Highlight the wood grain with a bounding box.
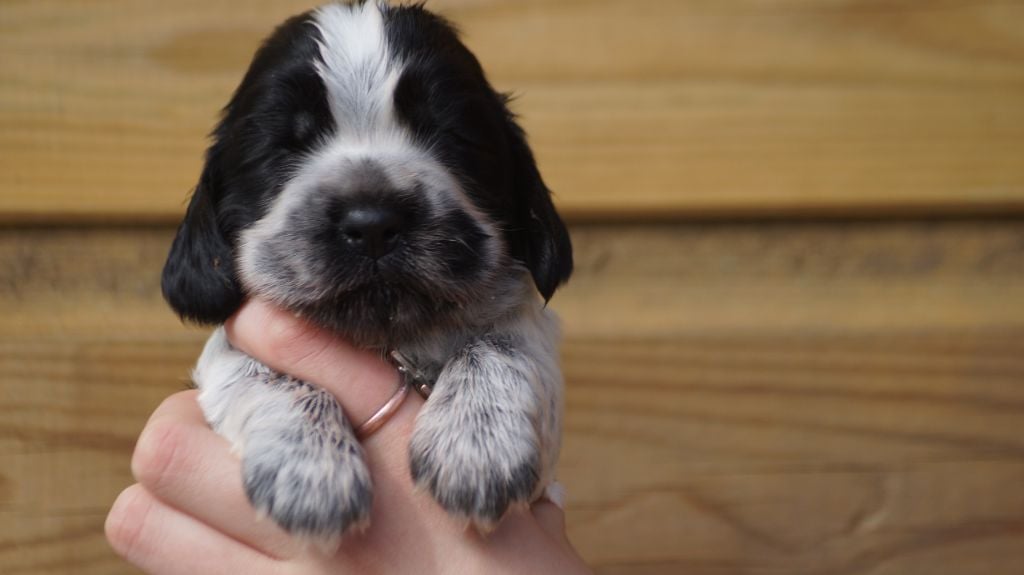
[2,0,1024,222]
[2,222,1023,574]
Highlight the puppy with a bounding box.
[161,0,572,542]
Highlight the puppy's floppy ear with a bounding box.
[502,113,573,301]
[161,160,243,324]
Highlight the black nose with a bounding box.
[338,206,405,259]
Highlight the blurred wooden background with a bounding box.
[2,1,1024,574]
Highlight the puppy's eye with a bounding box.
[292,111,316,145]
[446,128,494,155]
[446,129,475,146]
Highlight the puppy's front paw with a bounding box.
[409,419,541,529]
[243,430,372,544]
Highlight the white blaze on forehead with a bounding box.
[313,1,404,139]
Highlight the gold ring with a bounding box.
[355,380,411,439]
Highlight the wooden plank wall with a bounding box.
[4,0,1024,220]
[2,1,1024,574]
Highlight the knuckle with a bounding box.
[131,418,190,490]
[163,389,200,412]
[105,485,152,560]
[147,389,199,422]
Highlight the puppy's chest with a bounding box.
[391,328,482,389]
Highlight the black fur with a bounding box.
[161,170,241,324]
[162,12,332,323]
[387,5,573,300]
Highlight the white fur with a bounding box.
[313,1,400,139]
[194,328,292,447]
[194,327,373,544]
[405,294,564,524]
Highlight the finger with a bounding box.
[132,391,304,559]
[532,482,569,542]
[145,389,204,426]
[532,500,568,542]
[106,484,280,575]
[224,299,407,427]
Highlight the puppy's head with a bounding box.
[162,1,572,347]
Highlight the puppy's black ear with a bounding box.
[161,163,243,324]
[502,115,573,301]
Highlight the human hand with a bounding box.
[105,299,591,574]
